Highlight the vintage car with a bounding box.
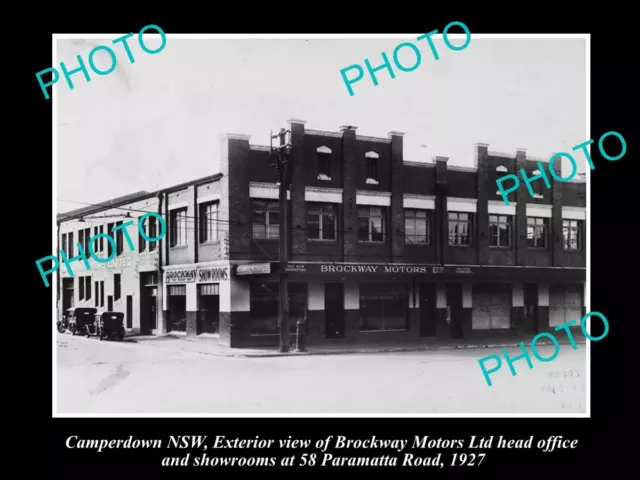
[95,311,126,341]
[67,307,98,335]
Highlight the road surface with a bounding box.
[56,334,587,415]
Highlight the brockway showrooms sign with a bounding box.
[166,267,229,284]
[284,263,473,275]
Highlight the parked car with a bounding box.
[67,307,98,336]
[57,308,74,333]
[95,311,126,341]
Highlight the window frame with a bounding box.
[114,273,121,301]
[307,202,338,242]
[489,214,512,248]
[404,209,431,245]
[448,211,473,246]
[199,201,220,244]
[357,206,387,243]
[170,208,188,248]
[251,199,280,240]
[562,219,583,251]
[527,216,548,249]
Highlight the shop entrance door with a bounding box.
[419,283,437,337]
[62,278,74,311]
[524,283,538,334]
[197,284,220,334]
[140,288,157,335]
[324,283,344,339]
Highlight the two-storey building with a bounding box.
[57,118,586,348]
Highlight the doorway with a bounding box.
[419,283,437,337]
[167,285,186,332]
[62,278,74,311]
[126,295,133,329]
[324,283,344,339]
[197,284,220,334]
[447,283,464,339]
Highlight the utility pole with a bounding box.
[270,128,292,353]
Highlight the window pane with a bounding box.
[358,217,370,241]
[322,213,336,240]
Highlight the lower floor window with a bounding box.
[359,283,408,331]
[472,284,512,330]
[549,284,583,327]
[249,283,308,335]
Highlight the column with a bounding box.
[389,131,405,261]
[289,119,307,259]
[343,281,359,339]
[475,144,490,264]
[341,126,359,262]
[462,282,473,337]
[512,282,525,332]
[307,282,324,343]
[185,282,198,336]
[537,283,549,333]
[221,276,250,347]
[434,156,449,265]
[435,282,449,339]
[515,149,528,265]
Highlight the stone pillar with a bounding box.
[343,281,360,340]
[389,131,405,261]
[307,282,324,344]
[515,149,528,265]
[341,125,359,262]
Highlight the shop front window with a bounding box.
[250,283,307,335]
[359,283,408,331]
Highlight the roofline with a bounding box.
[57,172,223,224]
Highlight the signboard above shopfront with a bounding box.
[281,262,585,282]
[236,263,271,276]
[91,257,133,270]
[283,262,473,275]
[165,266,229,284]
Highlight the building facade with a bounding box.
[57,118,586,347]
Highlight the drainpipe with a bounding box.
[156,192,165,334]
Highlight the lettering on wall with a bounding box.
[197,267,229,282]
[165,267,230,284]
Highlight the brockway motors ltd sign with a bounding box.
[284,263,473,275]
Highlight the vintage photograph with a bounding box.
[54,34,588,415]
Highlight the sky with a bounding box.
[56,36,587,214]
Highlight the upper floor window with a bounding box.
[358,206,386,243]
[365,151,379,185]
[200,201,219,243]
[563,219,582,251]
[489,214,512,248]
[530,169,545,198]
[527,217,548,249]
[115,220,124,256]
[68,232,74,258]
[61,233,68,257]
[78,228,91,255]
[107,222,114,257]
[307,203,337,241]
[448,212,473,246]
[251,200,279,240]
[404,209,431,245]
[138,216,159,252]
[85,276,91,301]
[317,146,332,181]
[170,208,188,247]
[92,225,105,254]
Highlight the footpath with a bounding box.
[122,332,587,359]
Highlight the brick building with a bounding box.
[57,118,586,348]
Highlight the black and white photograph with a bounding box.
[52,33,589,416]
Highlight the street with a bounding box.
[56,334,587,415]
